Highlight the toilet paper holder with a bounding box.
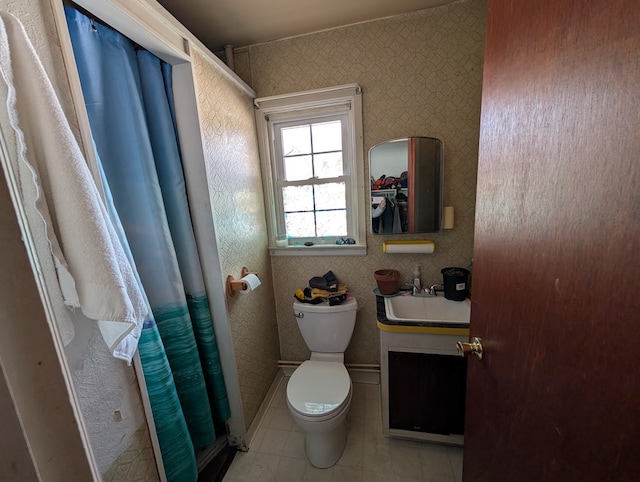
[226,266,257,297]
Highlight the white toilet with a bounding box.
[286,296,358,468]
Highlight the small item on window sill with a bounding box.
[304,241,314,246]
[335,237,356,245]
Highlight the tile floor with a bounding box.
[223,379,463,481]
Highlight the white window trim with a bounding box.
[254,84,366,257]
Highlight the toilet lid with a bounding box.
[287,361,351,417]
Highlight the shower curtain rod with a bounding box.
[62,0,146,51]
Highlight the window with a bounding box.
[255,84,365,256]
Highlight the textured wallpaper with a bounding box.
[235,0,487,364]
[191,48,281,428]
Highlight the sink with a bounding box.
[384,294,470,324]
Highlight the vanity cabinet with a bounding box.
[380,328,468,445]
[389,351,466,435]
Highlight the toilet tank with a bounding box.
[293,297,358,353]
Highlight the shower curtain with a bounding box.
[65,7,230,481]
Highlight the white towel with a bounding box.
[0,12,146,363]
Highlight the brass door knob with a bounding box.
[456,337,483,360]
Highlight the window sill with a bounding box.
[269,244,367,257]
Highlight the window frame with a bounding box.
[255,84,366,256]
[273,112,351,243]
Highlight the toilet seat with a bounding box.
[287,360,351,420]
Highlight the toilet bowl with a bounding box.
[286,297,358,468]
[287,359,352,468]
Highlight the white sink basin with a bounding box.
[384,294,470,324]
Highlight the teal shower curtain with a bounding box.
[65,7,230,481]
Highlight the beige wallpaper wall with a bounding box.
[235,0,487,364]
[192,48,281,428]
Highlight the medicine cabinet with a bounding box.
[369,136,443,234]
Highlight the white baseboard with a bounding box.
[349,369,380,385]
[280,362,380,384]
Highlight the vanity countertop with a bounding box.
[376,294,470,335]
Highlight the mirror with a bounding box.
[369,136,443,234]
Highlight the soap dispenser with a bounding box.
[412,265,421,295]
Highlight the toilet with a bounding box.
[286,296,358,468]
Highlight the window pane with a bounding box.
[285,212,316,237]
[284,155,313,181]
[316,210,347,237]
[312,121,342,152]
[314,152,343,178]
[282,125,311,156]
[315,183,345,210]
[283,185,314,212]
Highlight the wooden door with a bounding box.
[464,0,640,480]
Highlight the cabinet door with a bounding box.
[388,351,467,435]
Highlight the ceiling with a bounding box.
[157,0,458,53]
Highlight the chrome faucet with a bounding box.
[427,284,444,296]
[402,282,438,297]
[403,281,442,297]
[402,282,425,296]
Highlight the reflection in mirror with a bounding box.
[369,137,443,234]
